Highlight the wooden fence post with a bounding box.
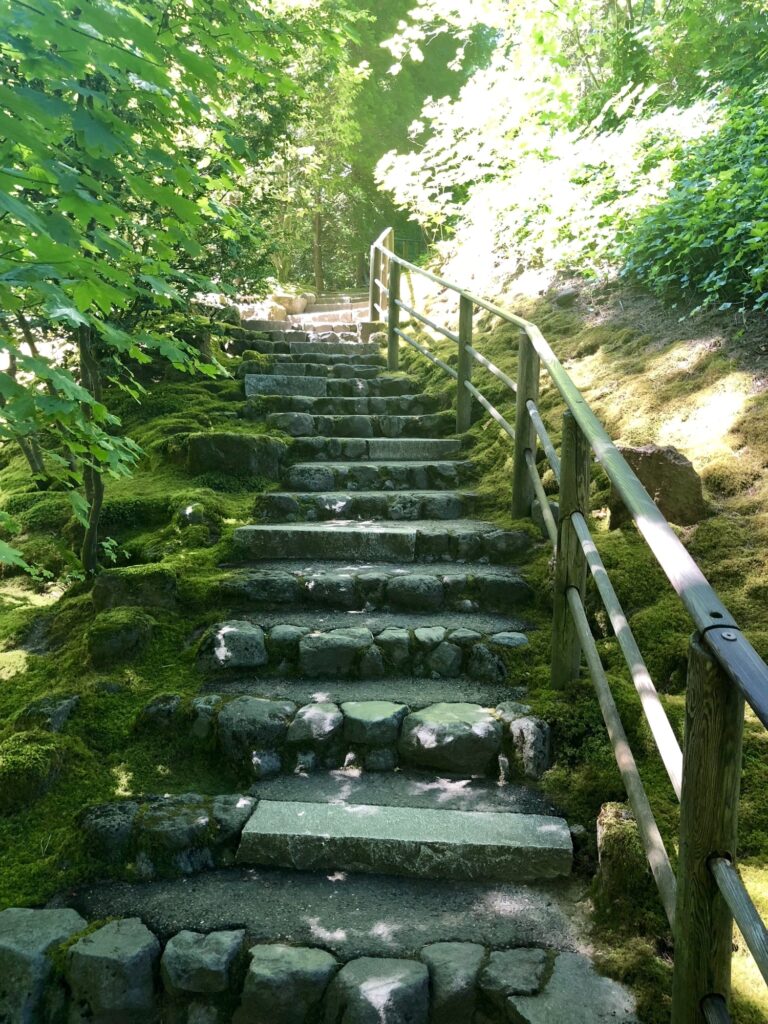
[511,331,540,518]
[387,261,401,372]
[456,294,474,433]
[551,411,590,689]
[671,635,744,1024]
[369,244,382,322]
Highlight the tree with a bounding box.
[0,0,356,572]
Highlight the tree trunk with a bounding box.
[313,211,324,295]
[77,325,104,575]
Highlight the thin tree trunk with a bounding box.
[312,211,324,295]
[2,344,49,488]
[77,325,104,575]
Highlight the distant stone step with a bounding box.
[232,520,535,564]
[258,489,476,523]
[289,437,463,461]
[240,362,385,381]
[198,615,527,682]
[237,800,572,883]
[271,351,385,367]
[242,339,382,358]
[217,560,533,614]
[284,459,475,491]
[264,411,454,439]
[252,393,445,417]
[305,301,369,313]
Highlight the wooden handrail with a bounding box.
[372,228,768,1022]
[372,234,768,729]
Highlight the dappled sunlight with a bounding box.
[306,917,347,943]
[0,650,29,681]
[111,764,133,798]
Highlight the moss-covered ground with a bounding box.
[1,293,766,1020]
[396,276,768,1022]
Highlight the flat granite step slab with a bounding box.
[264,411,455,439]
[258,490,476,523]
[232,521,535,564]
[244,373,328,397]
[241,339,382,358]
[288,437,464,461]
[236,801,572,882]
[283,459,475,491]
[242,362,384,380]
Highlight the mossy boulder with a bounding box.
[92,565,178,612]
[0,731,67,813]
[183,433,286,479]
[87,608,155,668]
[595,802,656,924]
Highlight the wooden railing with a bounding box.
[369,228,768,1023]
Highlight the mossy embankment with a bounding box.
[396,278,768,1024]
[0,328,290,906]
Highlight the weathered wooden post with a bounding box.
[456,295,474,433]
[511,331,540,518]
[551,411,590,689]
[671,635,744,1024]
[387,260,401,372]
[369,244,382,322]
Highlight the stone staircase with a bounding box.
[5,302,639,1023]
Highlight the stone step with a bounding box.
[233,520,535,564]
[242,339,382,358]
[216,561,533,614]
[140,692,548,781]
[204,674,521,710]
[264,411,455,439]
[258,490,477,523]
[240,362,388,382]
[236,800,572,883]
[199,613,530,682]
[289,437,463,461]
[64,867,582,958]
[306,301,369,312]
[247,389,445,417]
[270,351,385,367]
[284,459,475,490]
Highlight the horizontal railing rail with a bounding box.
[370,227,768,1023]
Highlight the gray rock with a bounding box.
[66,918,161,1023]
[508,952,638,1023]
[447,628,482,647]
[376,627,411,668]
[185,432,285,477]
[250,751,283,780]
[203,621,268,670]
[427,641,463,677]
[266,412,315,437]
[220,571,300,606]
[82,801,140,861]
[342,701,408,746]
[190,695,222,742]
[413,626,446,650]
[161,929,244,994]
[357,572,388,607]
[211,794,257,847]
[234,944,337,1024]
[610,444,706,528]
[421,942,485,1023]
[387,575,444,611]
[299,628,373,678]
[552,285,579,307]
[479,948,548,1009]
[0,907,86,1023]
[139,694,181,730]
[218,697,296,771]
[286,703,343,748]
[324,956,429,1024]
[138,794,212,856]
[363,747,398,772]
[467,644,507,684]
[18,694,80,732]
[508,716,551,779]
[359,645,385,678]
[490,631,529,649]
[269,624,310,661]
[399,703,502,775]
[496,701,533,726]
[91,566,178,611]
